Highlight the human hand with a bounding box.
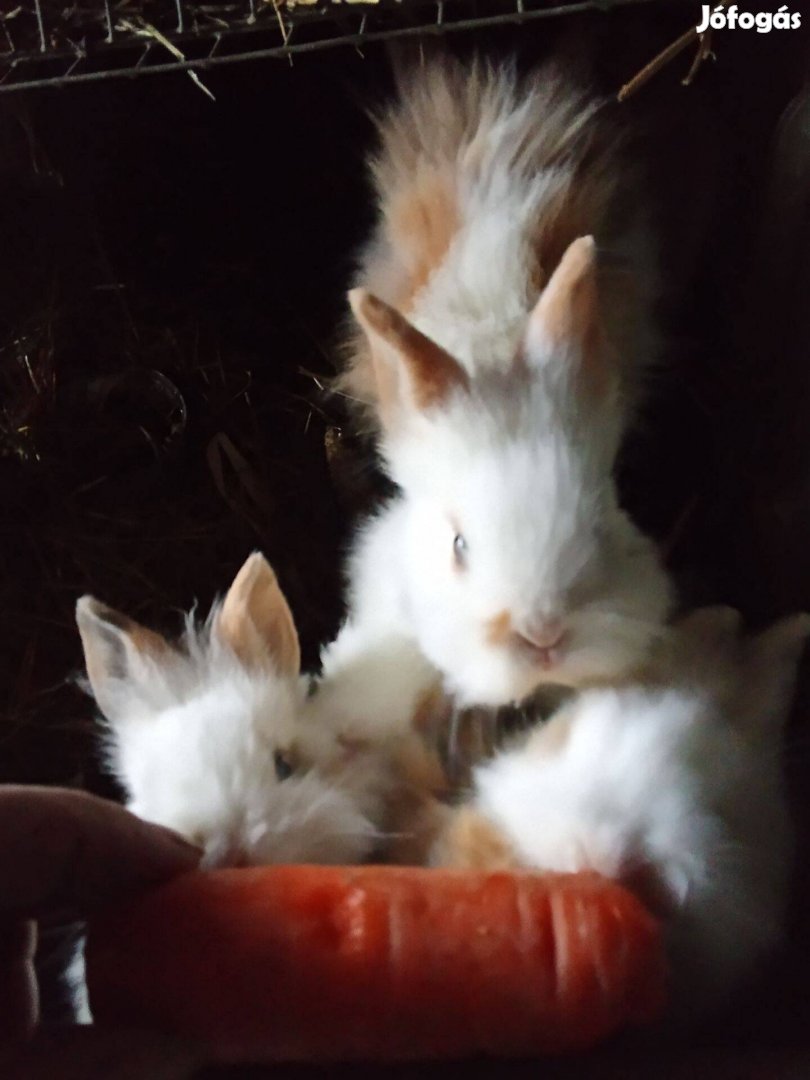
[0,785,205,1078]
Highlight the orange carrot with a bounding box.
[86,865,666,1063]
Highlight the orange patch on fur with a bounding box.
[394,734,449,798]
[485,610,513,647]
[386,793,452,867]
[85,602,170,660]
[385,725,452,867]
[350,289,469,418]
[387,168,460,310]
[336,171,460,431]
[434,807,519,871]
[79,599,172,689]
[345,169,461,430]
[127,622,173,660]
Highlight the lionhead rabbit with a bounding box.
[76,552,400,868]
[434,607,810,1016]
[325,55,673,709]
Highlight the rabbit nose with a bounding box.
[513,619,566,666]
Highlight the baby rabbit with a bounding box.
[324,54,672,710]
[430,607,809,1018]
[76,552,403,869]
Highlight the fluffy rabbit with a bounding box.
[76,552,407,869]
[324,55,672,709]
[430,607,809,1017]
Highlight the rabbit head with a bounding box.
[76,553,388,868]
[350,237,672,707]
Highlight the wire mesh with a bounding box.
[0,0,659,94]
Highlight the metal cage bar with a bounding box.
[0,0,658,94]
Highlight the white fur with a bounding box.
[314,626,440,742]
[465,613,807,1015]
[360,58,658,396]
[332,383,672,707]
[93,611,395,869]
[330,59,672,709]
[366,379,670,707]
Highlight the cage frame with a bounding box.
[1,0,660,94]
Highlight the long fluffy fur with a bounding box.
[82,597,400,870]
[435,610,809,1018]
[323,54,671,710]
[338,54,657,430]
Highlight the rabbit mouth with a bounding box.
[485,611,568,672]
[513,635,566,672]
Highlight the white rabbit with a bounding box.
[431,607,809,1017]
[76,552,407,869]
[324,55,672,709]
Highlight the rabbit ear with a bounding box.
[522,235,610,397]
[76,596,171,722]
[349,289,469,422]
[216,552,300,678]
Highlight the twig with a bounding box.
[617,2,726,102]
[270,0,289,44]
[683,27,714,87]
[270,0,293,67]
[117,17,216,101]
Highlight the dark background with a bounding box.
[1,0,809,1073]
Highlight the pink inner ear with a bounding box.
[533,237,598,344]
[216,553,301,676]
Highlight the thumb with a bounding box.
[0,787,201,920]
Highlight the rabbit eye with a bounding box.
[273,750,294,782]
[453,533,468,569]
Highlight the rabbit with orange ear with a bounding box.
[76,553,417,870]
[69,551,450,1025]
[428,607,810,1019]
[322,55,672,714]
